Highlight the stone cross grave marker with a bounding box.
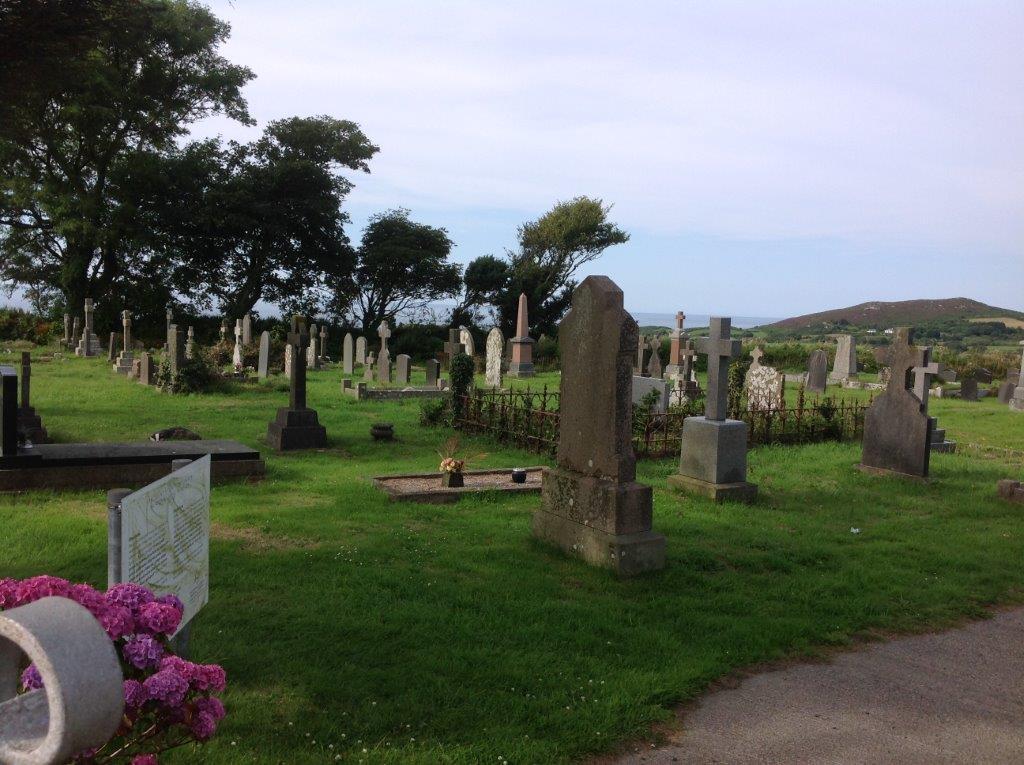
[257,331,270,378]
[165,306,173,336]
[267,316,327,450]
[532,275,665,576]
[377,348,392,384]
[485,327,504,387]
[749,346,765,370]
[107,332,117,363]
[635,335,647,375]
[114,310,134,373]
[232,319,243,369]
[306,323,320,370]
[665,311,686,377]
[219,318,229,342]
[71,316,80,350]
[364,352,376,381]
[343,333,354,374]
[75,298,100,357]
[319,326,328,362]
[377,320,391,354]
[443,328,464,372]
[167,325,185,376]
[699,318,741,421]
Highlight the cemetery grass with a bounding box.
[3,351,1024,764]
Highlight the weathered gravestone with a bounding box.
[306,323,320,370]
[355,336,367,366]
[232,319,243,369]
[829,334,858,382]
[219,318,229,343]
[859,327,933,479]
[62,313,71,349]
[17,352,48,443]
[997,381,1015,404]
[184,326,195,361]
[107,332,117,363]
[745,361,785,410]
[459,326,476,357]
[1011,341,1024,412]
[319,326,328,362]
[632,375,670,414]
[960,377,978,402]
[910,348,956,453]
[138,352,154,386]
[167,325,186,378]
[0,596,124,765]
[165,307,173,337]
[668,317,757,503]
[75,299,101,357]
[377,349,392,384]
[283,343,293,379]
[507,292,535,378]
[70,316,80,351]
[646,341,663,379]
[114,311,135,374]
[665,311,686,378]
[364,352,376,381]
[267,316,327,450]
[425,359,440,387]
[257,331,270,379]
[635,336,647,375]
[532,276,665,576]
[342,333,354,374]
[442,328,464,373]
[806,349,828,393]
[395,354,411,385]
[673,338,700,397]
[485,327,504,388]
[242,313,253,345]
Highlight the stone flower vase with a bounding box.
[441,471,464,488]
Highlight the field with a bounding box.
[3,348,1024,763]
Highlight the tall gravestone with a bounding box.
[242,313,253,345]
[107,332,117,363]
[960,377,979,402]
[676,338,699,395]
[507,292,535,377]
[267,316,327,450]
[355,336,367,365]
[635,336,647,375]
[342,333,354,374]
[806,349,828,393]
[665,311,686,378]
[646,341,663,379]
[668,317,757,502]
[71,316,80,351]
[284,343,293,379]
[442,328,463,373]
[319,326,328,362]
[376,321,392,383]
[114,310,134,374]
[425,359,440,387]
[165,307,173,337]
[219,318,229,343]
[232,319,243,369]
[911,347,955,453]
[167,325,185,378]
[75,298,100,357]
[306,323,320,370]
[257,331,270,378]
[459,326,476,357]
[1011,342,1024,411]
[532,276,665,576]
[62,313,71,348]
[485,327,504,388]
[395,354,411,385]
[184,326,195,360]
[830,334,858,382]
[17,352,48,443]
[859,327,933,479]
[138,352,154,386]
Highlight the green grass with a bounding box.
[3,348,1024,763]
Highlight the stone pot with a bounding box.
[441,471,464,488]
[511,468,527,484]
[370,423,394,441]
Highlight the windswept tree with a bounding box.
[341,209,461,332]
[145,116,378,318]
[0,0,254,314]
[460,196,629,336]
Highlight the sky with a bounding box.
[189,0,1024,319]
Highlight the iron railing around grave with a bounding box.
[455,384,870,459]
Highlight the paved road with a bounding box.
[615,609,1024,764]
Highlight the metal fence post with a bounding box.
[107,489,132,588]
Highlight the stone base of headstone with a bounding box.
[856,462,931,483]
[17,406,49,443]
[929,418,956,453]
[266,407,327,451]
[828,372,859,383]
[1010,389,1024,411]
[74,333,101,357]
[507,337,535,378]
[996,479,1024,503]
[114,352,134,375]
[531,466,666,577]
[669,417,757,504]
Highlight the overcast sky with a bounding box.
[192,0,1024,318]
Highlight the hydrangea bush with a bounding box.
[0,576,226,764]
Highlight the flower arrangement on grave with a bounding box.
[437,437,485,487]
[0,576,227,764]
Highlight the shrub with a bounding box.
[156,354,218,394]
[0,307,53,344]
[419,397,449,427]
[449,352,475,420]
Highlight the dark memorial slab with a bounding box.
[960,377,978,402]
[532,275,665,576]
[806,349,828,394]
[267,315,327,450]
[859,327,933,480]
[668,317,757,503]
[17,353,48,443]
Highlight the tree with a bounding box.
[451,254,509,326]
[459,196,628,336]
[343,210,461,332]
[0,0,253,313]
[143,116,378,318]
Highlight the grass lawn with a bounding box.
[2,348,1024,763]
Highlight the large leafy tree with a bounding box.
[461,196,629,336]
[139,116,378,318]
[0,0,253,315]
[342,209,461,332]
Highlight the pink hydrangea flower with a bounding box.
[20,664,43,690]
[106,583,155,613]
[97,603,135,640]
[67,583,107,616]
[143,667,189,708]
[194,696,226,721]
[156,593,184,613]
[123,679,146,710]
[14,575,71,606]
[136,601,182,636]
[193,664,227,693]
[189,711,218,741]
[122,634,165,670]
[0,578,17,608]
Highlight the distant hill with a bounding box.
[769,298,1024,330]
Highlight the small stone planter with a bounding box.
[370,423,394,441]
[511,468,527,484]
[441,471,464,488]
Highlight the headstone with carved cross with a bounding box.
[319,326,328,362]
[114,310,135,374]
[442,328,464,372]
[267,316,327,450]
[749,346,765,370]
[232,319,244,369]
[669,317,757,502]
[665,311,687,378]
[532,275,665,576]
[859,327,932,479]
[75,299,101,357]
[912,348,956,453]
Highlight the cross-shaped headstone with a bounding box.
[680,339,697,379]
[377,320,391,354]
[121,310,132,352]
[287,316,310,410]
[886,327,926,397]
[319,326,328,359]
[912,347,942,413]
[697,317,741,421]
[675,311,685,331]
[443,328,463,370]
[750,347,764,369]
